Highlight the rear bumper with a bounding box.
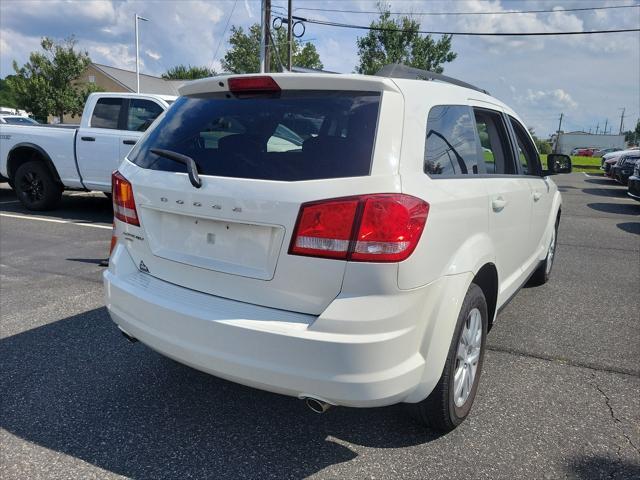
[104,244,458,407]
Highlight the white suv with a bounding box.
[104,66,569,431]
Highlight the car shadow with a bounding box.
[582,187,629,199]
[617,222,640,235]
[587,203,640,216]
[568,455,640,479]
[584,178,613,186]
[0,187,113,225]
[0,308,441,479]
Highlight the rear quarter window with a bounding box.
[424,105,481,176]
[128,90,381,181]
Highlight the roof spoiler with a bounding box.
[375,63,490,95]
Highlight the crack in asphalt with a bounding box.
[557,242,639,253]
[589,372,640,479]
[486,345,640,378]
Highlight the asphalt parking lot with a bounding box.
[1,173,638,480]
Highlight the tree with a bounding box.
[162,65,216,80]
[221,24,323,73]
[0,77,19,109]
[355,3,457,75]
[8,37,99,122]
[623,119,640,145]
[528,127,552,154]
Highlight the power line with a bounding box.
[288,15,640,36]
[211,0,239,70]
[291,3,640,16]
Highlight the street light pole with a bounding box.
[135,14,149,93]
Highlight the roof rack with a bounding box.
[375,63,489,95]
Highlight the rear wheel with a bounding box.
[410,283,488,432]
[529,219,559,286]
[13,161,62,211]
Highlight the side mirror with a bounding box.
[546,154,572,175]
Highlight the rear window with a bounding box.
[128,90,381,181]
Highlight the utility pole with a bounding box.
[603,118,608,136]
[264,0,272,72]
[554,113,563,153]
[259,0,267,72]
[134,14,149,93]
[618,108,625,134]
[287,0,293,71]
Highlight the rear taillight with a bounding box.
[290,194,429,262]
[112,171,139,226]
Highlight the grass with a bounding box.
[540,154,602,173]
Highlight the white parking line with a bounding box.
[0,212,112,230]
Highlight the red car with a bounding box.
[576,148,596,157]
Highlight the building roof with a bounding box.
[91,63,186,95]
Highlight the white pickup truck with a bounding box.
[0,92,175,210]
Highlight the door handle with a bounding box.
[81,136,95,142]
[533,191,542,202]
[491,197,507,212]
[122,139,137,145]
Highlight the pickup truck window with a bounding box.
[424,105,480,176]
[128,91,381,181]
[127,99,164,132]
[91,98,123,129]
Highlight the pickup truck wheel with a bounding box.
[14,161,62,211]
[409,283,487,432]
[528,219,559,286]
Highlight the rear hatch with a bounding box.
[117,74,403,315]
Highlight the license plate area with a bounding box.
[141,207,284,280]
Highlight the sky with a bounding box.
[1,0,639,136]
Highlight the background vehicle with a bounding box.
[601,148,634,168]
[575,148,596,157]
[0,92,174,210]
[603,157,620,177]
[0,115,39,125]
[105,68,568,432]
[593,147,621,157]
[627,161,640,201]
[612,154,640,185]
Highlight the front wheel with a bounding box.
[410,283,488,432]
[13,161,62,211]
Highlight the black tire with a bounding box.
[13,161,62,211]
[410,283,488,432]
[528,218,559,286]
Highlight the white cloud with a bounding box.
[524,89,578,109]
[145,49,161,61]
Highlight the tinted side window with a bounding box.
[509,116,540,175]
[127,99,164,132]
[473,109,516,175]
[424,105,480,176]
[91,98,123,129]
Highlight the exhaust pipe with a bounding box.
[305,397,332,414]
[119,328,138,343]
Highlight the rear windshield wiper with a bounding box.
[150,148,202,188]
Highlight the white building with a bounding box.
[553,131,626,155]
